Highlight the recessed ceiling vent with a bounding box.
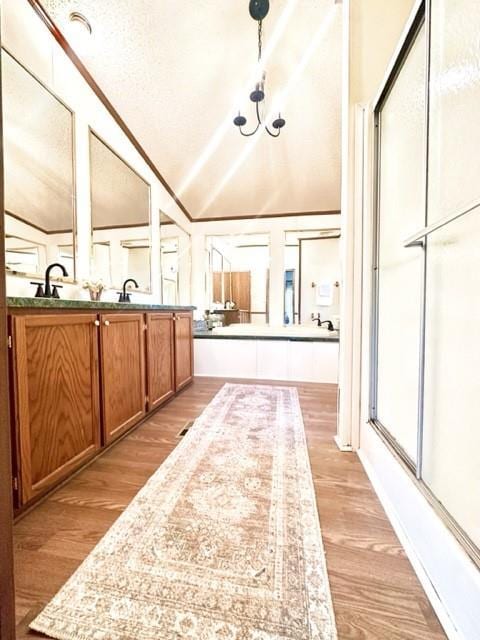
[68,11,92,35]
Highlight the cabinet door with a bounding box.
[146,313,175,410]
[231,272,251,312]
[174,312,193,391]
[11,314,100,505]
[100,313,146,444]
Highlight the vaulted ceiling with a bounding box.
[41,0,343,220]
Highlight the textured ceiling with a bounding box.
[42,0,343,219]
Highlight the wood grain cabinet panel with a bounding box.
[100,313,146,444]
[11,314,101,504]
[174,312,193,391]
[231,272,251,313]
[146,313,175,410]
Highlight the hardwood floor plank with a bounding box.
[13,377,446,639]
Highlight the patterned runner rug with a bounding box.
[31,383,337,640]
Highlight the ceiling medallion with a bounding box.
[233,0,286,138]
[249,0,270,21]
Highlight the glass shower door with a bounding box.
[421,0,480,552]
[373,23,427,464]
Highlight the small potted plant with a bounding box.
[83,278,104,302]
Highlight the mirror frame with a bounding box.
[159,211,192,305]
[160,236,179,305]
[2,47,78,284]
[206,232,271,323]
[89,128,152,293]
[209,246,224,304]
[284,228,341,325]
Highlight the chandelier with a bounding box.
[233,0,286,138]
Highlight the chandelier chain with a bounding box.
[258,19,263,62]
[233,4,285,137]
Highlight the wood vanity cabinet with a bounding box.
[174,312,193,390]
[99,313,146,444]
[8,307,193,509]
[146,313,175,410]
[10,314,101,504]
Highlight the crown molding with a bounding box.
[190,209,341,223]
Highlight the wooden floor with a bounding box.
[13,377,446,640]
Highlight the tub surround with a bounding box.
[194,329,339,343]
[194,322,340,344]
[194,332,339,383]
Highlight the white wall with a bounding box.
[299,237,340,323]
[2,0,192,303]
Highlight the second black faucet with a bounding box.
[118,278,139,303]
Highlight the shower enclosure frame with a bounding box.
[368,0,480,569]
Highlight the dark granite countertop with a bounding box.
[7,297,196,312]
[194,329,339,343]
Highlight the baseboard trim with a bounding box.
[357,448,462,640]
[193,372,336,384]
[333,434,353,451]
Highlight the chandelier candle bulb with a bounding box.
[233,113,247,127]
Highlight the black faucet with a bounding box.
[118,278,139,302]
[313,313,334,331]
[32,263,68,298]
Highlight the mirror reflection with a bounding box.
[2,49,75,280]
[211,248,232,307]
[206,233,270,326]
[160,212,191,306]
[284,229,341,327]
[5,236,42,274]
[90,131,151,292]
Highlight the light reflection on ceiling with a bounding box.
[41,0,343,219]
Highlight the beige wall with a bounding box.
[349,0,417,105]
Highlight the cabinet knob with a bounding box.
[94,320,100,326]
[104,320,110,326]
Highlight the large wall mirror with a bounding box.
[90,131,152,292]
[284,229,340,326]
[2,49,76,282]
[206,233,270,325]
[160,211,191,305]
